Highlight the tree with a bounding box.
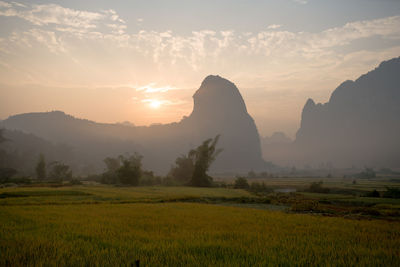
[35,153,46,180]
[168,154,195,184]
[234,177,249,189]
[247,170,256,179]
[101,153,143,185]
[0,129,9,168]
[356,168,376,179]
[104,157,121,173]
[307,181,330,193]
[0,129,7,144]
[189,135,222,187]
[117,153,142,186]
[383,187,400,199]
[49,161,72,181]
[101,157,121,184]
[365,189,380,198]
[0,168,17,182]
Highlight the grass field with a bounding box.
[1,185,400,266]
[217,176,400,192]
[0,186,253,205]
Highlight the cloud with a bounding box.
[0,2,399,91]
[141,98,185,106]
[292,0,308,4]
[0,2,125,31]
[267,24,281,30]
[136,83,178,93]
[3,2,398,65]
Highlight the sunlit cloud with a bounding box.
[0,2,126,32]
[142,99,162,109]
[267,24,282,30]
[2,2,399,74]
[136,83,179,93]
[141,98,184,109]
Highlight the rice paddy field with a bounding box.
[1,184,400,266]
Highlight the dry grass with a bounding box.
[0,186,399,266]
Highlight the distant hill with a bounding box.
[263,57,400,169]
[2,75,268,174]
[261,132,292,166]
[0,129,75,175]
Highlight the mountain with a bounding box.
[261,132,292,166]
[182,75,266,171]
[268,57,400,168]
[0,129,75,175]
[2,75,268,174]
[262,132,292,145]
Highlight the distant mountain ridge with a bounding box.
[2,75,268,174]
[263,57,400,168]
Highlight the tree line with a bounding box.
[1,129,222,187]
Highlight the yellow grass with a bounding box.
[0,186,399,266]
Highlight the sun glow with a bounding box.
[148,99,162,109]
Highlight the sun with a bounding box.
[149,99,162,109]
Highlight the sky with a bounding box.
[0,0,399,138]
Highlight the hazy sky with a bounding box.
[0,0,399,137]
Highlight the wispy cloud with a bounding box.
[292,0,308,4]
[0,2,399,90]
[267,24,281,30]
[136,83,178,93]
[0,2,125,31]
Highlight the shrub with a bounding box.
[355,168,376,179]
[234,177,249,189]
[48,162,72,182]
[364,189,380,198]
[383,187,400,199]
[306,181,330,193]
[249,182,273,193]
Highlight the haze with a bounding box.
[1,0,400,137]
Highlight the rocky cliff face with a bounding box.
[293,57,400,168]
[2,75,268,174]
[184,75,266,172]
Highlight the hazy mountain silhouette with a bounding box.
[2,75,268,174]
[0,129,75,175]
[262,132,292,145]
[264,57,400,169]
[261,132,292,166]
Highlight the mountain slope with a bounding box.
[2,75,268,174]
[293,57,400,168]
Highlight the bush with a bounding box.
[189,136,222,187]
[101,154,143,186]
[168,155,194,185]
[117,154,142,186]
[68,179,82,185]
[140,171,162,186]
[234,177,249,189]
[305,181,330,193]
[355,168,376,179]
[0,168,17,182]
[48,162,72,182]
[249,182,273,193]
[383,187,400,199]
[364,189,380,198]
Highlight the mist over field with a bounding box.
[1,1,400,266]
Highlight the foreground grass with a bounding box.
[1,202,400,266]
